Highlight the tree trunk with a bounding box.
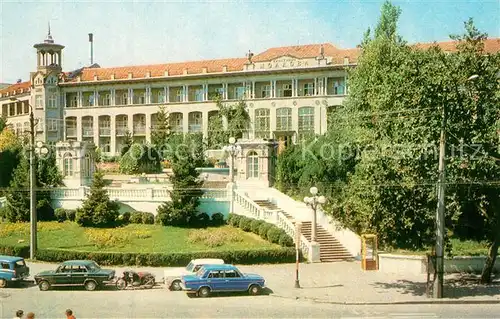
[480,238,500,284]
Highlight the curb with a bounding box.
[270,294,500,305]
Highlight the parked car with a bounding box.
[0,255,30,288]
[181,264,265,297]
[34,260,115,291]
[164,258,224,291]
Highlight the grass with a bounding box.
[383,238,491,257]
[0,221,278,253]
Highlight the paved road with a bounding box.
[1,261,499,318]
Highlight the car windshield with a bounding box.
[185,261,194,272]
[195,267,206,277]
[87,261,101,271]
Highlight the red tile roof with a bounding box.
[0,81,31,97]
[413,38,500,54]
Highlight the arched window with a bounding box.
[254,108,270,139]
[276,107,292,131]
[63,153,74,177]
[298,106,315,141]
[83,154,92,178]
[247,151,259,179]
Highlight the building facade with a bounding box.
[1,30,499,157]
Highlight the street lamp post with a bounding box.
[223,137,241,214]
[9,97,40,259]
[294,221,302,288]
[303,187,326,243]
[433,74,479,298]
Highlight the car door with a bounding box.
[206,270,226,291]
[69,265,88,286]
[223,269,246,291]
[53,265,72,285]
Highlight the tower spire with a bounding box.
[44,22,54,43]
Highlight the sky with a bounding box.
[0,0,498,84]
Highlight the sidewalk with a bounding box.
[26,260,500,305]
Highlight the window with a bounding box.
[224,270,241,278]
[63,153,73,177]
[170,113,183,132]
[48,119,58,132]
[208,271,223,278]
[175,89,184,102]
[298,107,315,141]
[158,91,166,103]
[48,94,57,108]
[84,154,92,178]
[69,95,78,107]
[304,83,314,96]
[282,84,292,97]
[333,79,345,95]
[99,93,111,106]
[122,93,129,105]
[194,88,204,102]
[234,86,245,100]
[247,151,259,179]
[188,112,202,132]
[35,95,44,108]
[215,87,224,98]
[261,85,272,98]
[254,108,270,139]
[1,263,9,269]
[134,92,146,104]
[89,94,96,106]
[276,107,292,131]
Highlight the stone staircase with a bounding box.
[253,200,352,262]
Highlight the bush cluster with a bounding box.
[54,208,77,222]
[122,211,155,225]
[227,213,295,247]
[0,245,295,266]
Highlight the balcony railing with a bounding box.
[116,126,128,136]
[99,127,111,136]
[133,125,146,135]
[82,128,93,137]
[66,127,77,137]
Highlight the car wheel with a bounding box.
[170,280,182,291]
[39,280,50,291]
[248,284,261,296]
[84,280,97,291]
[0,278,7,288]
[198,286,211,298]
[144,277,155,289]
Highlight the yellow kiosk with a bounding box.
[361,234,378,271]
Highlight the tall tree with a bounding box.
[75,170,119,227]
[156,146,203,226]
[207,96,250,149]
[151,106,171,157]
[120,130,133,156]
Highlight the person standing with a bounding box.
[26,313,35,319]
[13,310,24,319]
[65,309,76,319]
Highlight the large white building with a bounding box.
[1,30,499,157]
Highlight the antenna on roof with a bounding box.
[88,33,94,65]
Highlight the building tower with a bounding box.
[30,24,65,143]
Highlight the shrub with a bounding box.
[130,212,143,224]
[238,217,253,232]
[187,228,243,247]
[228,214,241,227]
[65,209,76,222]
[278,231,294,247]
[267,227,283,244]
[258,223,273,240]
[210,212,225,226]
[119,212,131,224]
[193,212,210,228]
[36,199,55,221]
[141,212,155,225]
[54,208,67,222]
[250,219,264,233]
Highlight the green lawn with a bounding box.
[383,238,491,257]
[0,222,279,253]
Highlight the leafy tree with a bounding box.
[0,127,21,193]
[119,143,162,174]
[120,130,133,156]
[0,116,6,132]
[75,170,119,227]
[151,106,171,154]
[156,147,203,227]
[207,96,250,149]
[3,145,62,222]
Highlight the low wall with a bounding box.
[378,253,500,274]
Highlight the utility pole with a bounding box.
[433,103,446,298]
[28,104,37,260]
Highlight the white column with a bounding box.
[223,83,228,100]
[76,116,82,141]
[146,86,151,104]
[183,85,189,102]
[324,77,328,95]
[128,115,134,135]
[94,90,99,106]
[202,110,209,139]
[165,86,169,103]
[93,116,99,147]
[183,112,189,134]
[145,113,151,143]
[77,91,83,107]
[203,84,208,101]
[314,78,318,96]
[110,116,116,155]
[252,81,255,99]
[128,88,134,105]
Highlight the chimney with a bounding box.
[164,70,169,76]
[88,33,94,65]
[16,79,22,84]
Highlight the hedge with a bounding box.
[0,245,295,266]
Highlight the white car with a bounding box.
[163,258,225,291]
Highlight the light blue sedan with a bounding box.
[181,264,265,297]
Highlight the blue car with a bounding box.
[0,256,30,288]
[181,264,265,297]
